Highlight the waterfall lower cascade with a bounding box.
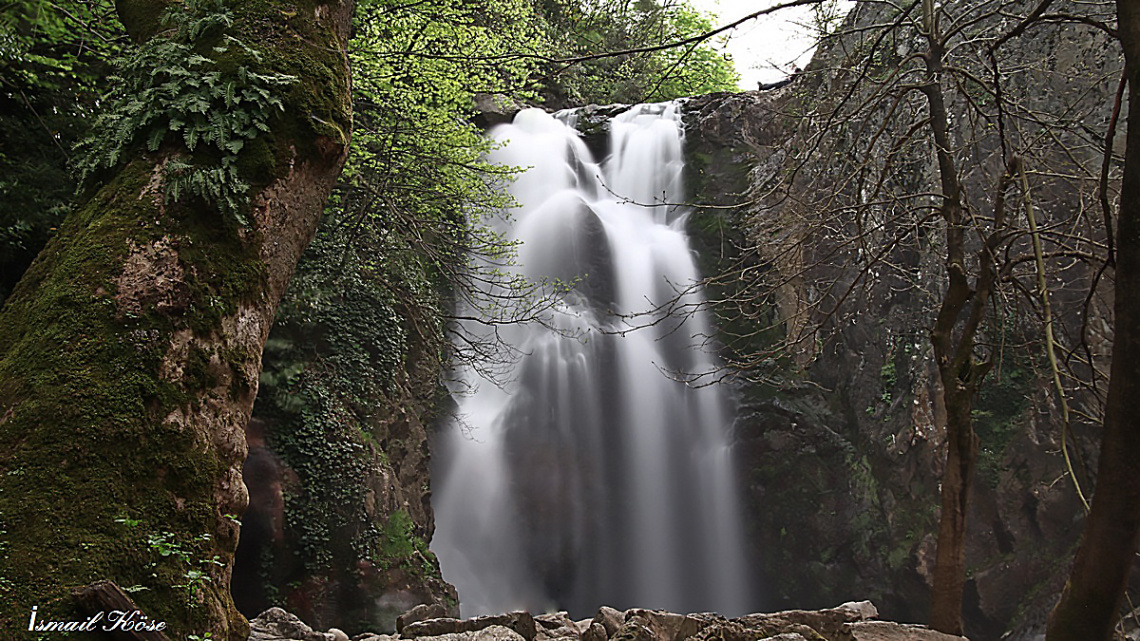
[432,102,752,618]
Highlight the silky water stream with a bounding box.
[432,102,752,618]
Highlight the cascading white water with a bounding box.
[431,102,752,617]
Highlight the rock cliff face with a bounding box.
[679,1,1127,638]
[232,210,457,634]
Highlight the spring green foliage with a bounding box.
[649,4,741,99]
[74,0,297,222]
[349,0,533,277]
[355,0,545,110]
[535,0,739,105]
[1,0,737,303]
[0,1,123,303]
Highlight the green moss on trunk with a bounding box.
[0,1,353,638]
[0,159,251,635]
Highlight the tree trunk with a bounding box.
[929,383,979,635]
[1046,2,1140,638]
[920,28,999,635]
[0,1,352,638]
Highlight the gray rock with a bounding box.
[248,607,333,641]
[695,620,819,641]
[398,604,453,634]
[836,601,878,621]
[622,610,710,641]
[252,603,955,641]
[609,618,655,641]
[847,621,967,640]
[535,612,581,641]
[582,622,608,641]
[536,612,575,629]
[420,625,528,641]
[735,601,879,640]
[402,612,537,641]
[591,607,625,637]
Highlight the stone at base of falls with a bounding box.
[733,601,881,639]
[399,604,455,635]
[590,606,625,637]
[535,612,584,641]
[845,622,966,641]
[355,627,525,641]
[249,602,968,641]
[402,625,526,641]
[583,622,609,641]
[248,607,342,641]
[615,610,713,641]
[401,612,538,641]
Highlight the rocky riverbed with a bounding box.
[248,601,967,641]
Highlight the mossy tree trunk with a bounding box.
[0,1,352,638]
[1045,2,1140,638]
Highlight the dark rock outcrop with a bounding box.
[677,1,1127,638]
[233,211,459,633]
[472,93,525,129]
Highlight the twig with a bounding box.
[1020,158,1089,513]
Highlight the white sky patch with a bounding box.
[686,0,853,89]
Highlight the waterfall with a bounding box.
[431,102,752,617]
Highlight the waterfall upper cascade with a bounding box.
[432,102,752,618]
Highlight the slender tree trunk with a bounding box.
[0,1,352,638]
[921,34,975,632]
[1046,3,1140,638]
[929,384,980,635]
[920,25,1003,634]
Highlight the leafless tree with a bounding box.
[696,0,1118,633]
